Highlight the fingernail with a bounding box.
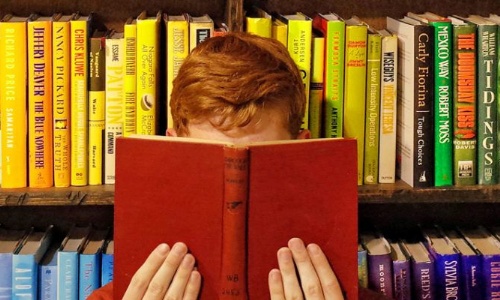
[172,242,187,254]
[156,243,169,255]
[288,238,305,250]
[307,243,321,255]
[278,248,292,262]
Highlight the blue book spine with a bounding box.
[39,264,57,300]
[57,251,79,300]
[0,253,13,300]
[393,259,411,300]
[368,253,394,298]
[411,260,435,300]
[101,253,113,286]
[482,254,500,300]
[78,253,101,300]
[12,255,38,299]
[460,254,482,300]
[432,252,461,300]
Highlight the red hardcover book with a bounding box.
[114,135,359,299]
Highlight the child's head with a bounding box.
[169,32,306,141]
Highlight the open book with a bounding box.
[114,135,359,299]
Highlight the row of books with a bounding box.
[359,226,500,300]
[0,224,113,300]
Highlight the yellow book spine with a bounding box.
[52,18,71,187]
[246,17,272,38]
[343,23,368,185]
[272,20,287,48]
[0,20,28,188]
[70,17,90,186]
[136,13,160,135]
[166,17,189,128]
[28,19,53,187]
[88,34,106,185]
[309,35,325,138]
[105,34,124,184]
[123,20,137,137]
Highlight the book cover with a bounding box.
[407,12,454,187]
[39,236,63,300]
[245,7,272,38]
[101,239,113,286]
[387,16,435,188]
[79,227,109,300]
[358,243,368,288]
[312,13,345,138]
[402,240,436,300]
[488,14,500,184]
[188,14,214,52]
[363,26,382,185]
[165,13,189,129]
[0,228,29,299]
[104,31,125,185]
[378,29,398,184]
[89,30,107,186]
[390,240,411,300]
[0,15,29,188]
[360,231,394,298]
[271,18,287,46]
[27,15,54,188]
[52,13,72,187]
[448,16,477,186]
[57,225,91,300]
[136,11,160,135]
[309,31,324,138]
[70,13,92,186]
[114,136,359,299]
[12,225,53,299]
[279,12,312,130]
[343,16,368,185]
[122,17,137,137]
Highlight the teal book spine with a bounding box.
[57,251,79,300]
[79,253,101,300]
[12,255,38,299]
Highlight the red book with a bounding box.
[114,135,359,299]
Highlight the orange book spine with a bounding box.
[28,18,54,187]
[220,147,249,299]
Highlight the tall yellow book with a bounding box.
[0,15,29,188]
[105,31,125,184]
[245,7,272,38]
[309,33,325,138]
[123,17,137,137]
[28,15,53,188]
[70,13,91,186]
[136,11,160,135]
[165,14,189,129]
[88,30,107,185]
[52,13,72,187]
[188,14,214,52]
[278,12,312,130]
[272,18,287,47]
[343,17,368,185]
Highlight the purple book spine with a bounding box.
[460,254,482,300]
[393,259,411,300]
[482,254,500,300]
[432,252,461,299]
[411,260,435,300]
[368,253,394,298]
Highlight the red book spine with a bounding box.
[220,146,249,299]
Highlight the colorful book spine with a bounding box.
[136,11,160,135]
[357,243,368,288]
[0,15,29,188]
[378,30,398,183]
[101,240,113,286]
[188,14,214,52]
[343,17,367,185]
[70,14,91,186]
[39,241,60,300]
[361,233,394,298]
[245,7,272,38]
[271,18,287,47]
[105,32,125,185]
[363,29,382,184]
[52,14,72,187]
[309,32,324,138]
[88,31,106,186]
[122,17,137,137]
[390,241,411,300]
[27,16,54,188]
[403,240,436,300]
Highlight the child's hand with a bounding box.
[268,238,344,300]
[122,242,201,300]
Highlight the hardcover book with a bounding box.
[39,236,63,300]
[360,231,394,298]
[389,240,411,300]
[309,31,325,138]
[0,228,29,299]
[114,135,358,299]
[188,14,214,52]
[271,18,287,46]
[122,17,137,137]
[358,243,368,288]
[402,240,436,300]
[79,227,109,300]
[245,6,272,38]
[101,239,114,286]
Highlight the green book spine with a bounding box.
[363,31,381,184]
[453,23,477,186]
[431,21,454,186]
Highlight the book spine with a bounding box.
[0,253,14,298]
[245,16,272,38]
[393,259,411,300]
[101,253,113,286]
[39,265,58,300]
[411,260,435,300]
[286,18,312,130]
[308,34,324,138]
[378,34,398,183]
[363,32,382,184]
[453,24,477,186]
[52,19,71,187]
[431,21,453,186]
[432,253,461,300]
[461,254,482,300]
[220,147,249,299]
[79,254,101,300]
[123,22,137,137]
[367,253,394,298]
[136,17,159,135]
[28,20,54,188]
[482,255,500,300]
[70,18,89,186]
[13,255,38,298]
[189,18,214,52]
[57,251,79,300]
[88,35,106,185]
[343,23,367,185]
[105,37,124,185]
[0,21,28,188]
[476,23,498,185]
[412,25,434,187]
[166,18,189,129]
[357,246,368,288]
[271,19,287,47]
